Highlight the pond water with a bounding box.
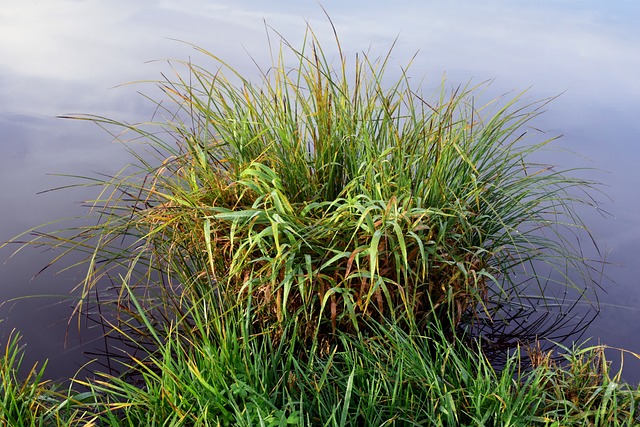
[1,0,639,384]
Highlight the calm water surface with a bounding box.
[1,0,639,383]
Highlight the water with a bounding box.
[1,1,639,383]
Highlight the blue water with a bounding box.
[1,1,639,383]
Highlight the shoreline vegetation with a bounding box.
[2,21,639,426]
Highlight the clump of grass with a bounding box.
[4,18,631,427]
[13,22,599,349]
[528,340,640,425]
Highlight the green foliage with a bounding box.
[57,300,640,426]
[0,331,49,426]
[3,20,636,427]
[2,311,640,426]
[17,22,598,345]
[0,331,96,427]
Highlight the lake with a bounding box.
[1,0,639,384]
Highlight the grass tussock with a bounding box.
[2,19,637,426]
[22,23,597,343]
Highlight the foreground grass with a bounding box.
[2,316,639,426]
[3,19,637,427]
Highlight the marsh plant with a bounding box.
[3,305,639,426]
[34,27,598,345]
[3,21,635,426]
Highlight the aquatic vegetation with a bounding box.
[0,331,50,425]
[24,23,599,345]
[0,331,93,426]
[4,311,639,426]
[3,19,637,426]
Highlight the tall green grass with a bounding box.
[3,20,635,426]
[60,294,640,426]
[0,331,96,426]
[2,304,639,426]
[0,331,50,425]
[16,23,599,345]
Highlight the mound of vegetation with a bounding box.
[2,21,638,426]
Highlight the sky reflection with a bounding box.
[1,0,639,382]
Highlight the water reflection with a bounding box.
[1,0,639,384]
